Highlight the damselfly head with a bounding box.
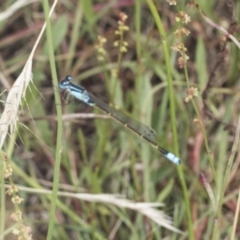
[59,75,72,90]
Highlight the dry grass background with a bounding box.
[0,0,240,239]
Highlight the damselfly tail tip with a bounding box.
[165,152,181,165]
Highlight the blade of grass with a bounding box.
[146,0,193,238]
[212,114,240,239]
[65,0,83,73]
[0,152,5,239]
[42,0,63,239]
[230,187,240,240]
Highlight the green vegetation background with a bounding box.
[0,0,240,239]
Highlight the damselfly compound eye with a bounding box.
[66,75,72,82]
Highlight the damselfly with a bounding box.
[59,75,180,165]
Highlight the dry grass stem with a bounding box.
[9,184,183,234]
[0,0,58,149]
[0,0,40,22]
